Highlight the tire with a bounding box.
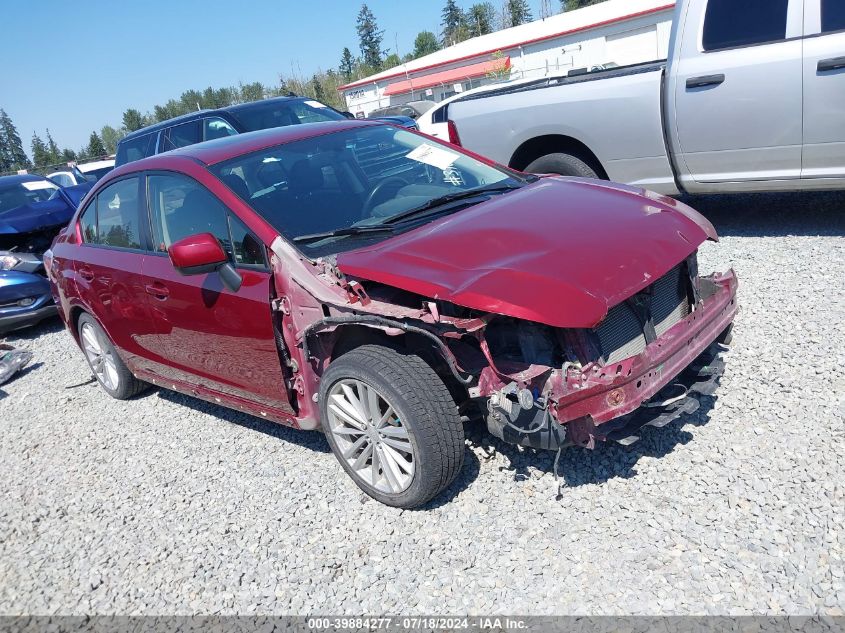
[77,313,147,400]
[319,344,464,508]
[524,152,600,179]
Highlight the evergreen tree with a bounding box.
[312,75,326,102]
[356,4,384,70]
[100,125,121,155]
[87,131,106,158]
[122,108,144,132]
[441,0,467,45]
[31,132,50,167]
[61,149,76,162]
[505,0,532,26]
[412,31,440,58]
[0,109,31,170]
[45,129,61,165]
[561,0,607,10]
[340,47,356,82]
[467,2,496,36]
[383,53,401,70]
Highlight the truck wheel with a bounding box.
[319,344,464,508]
[525,152,599,178]
[77,313,147,400]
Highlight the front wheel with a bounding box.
[319,345,464,508]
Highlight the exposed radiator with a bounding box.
[595,263,691,365]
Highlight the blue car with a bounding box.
[0,174,92,334]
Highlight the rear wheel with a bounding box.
[77,313,147,400]
[524,152,600,179]
[320,345,464,508]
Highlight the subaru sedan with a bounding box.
[46,121,737,508]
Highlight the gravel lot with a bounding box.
[0,191,843,616]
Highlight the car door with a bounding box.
[139,171,290,412]
[670,0,804,190]
[802,0,845,182]
[72,175,159,372]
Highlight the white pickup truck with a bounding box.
[444,0,845,195]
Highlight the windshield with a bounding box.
[211,125,521,257]
[227,99,346,132]
[0,179,60,213]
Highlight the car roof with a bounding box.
[0,173,49,186]
[109,120,382,177]
[119,96,316,143]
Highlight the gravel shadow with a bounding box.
[156,388,332,453]
[680,190,845,238]
[463,390,718,489]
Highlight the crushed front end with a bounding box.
[474,255,738,450]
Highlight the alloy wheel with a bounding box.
[325,379,415,494]
[80,322,119,392]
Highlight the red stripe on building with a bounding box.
[383,57,511,96]
[338,3,675,92]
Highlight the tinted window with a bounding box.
[702,0,788,51]
[203,117,238,141]
[160,121,202,152]
[79,202,97,243]
[81,178,142,249]
[51,173,75,187]
[228,213,266,267]
[227,99,345,132]
[0,178,59,212]
[116,133,156,165]
[822,0,845,33]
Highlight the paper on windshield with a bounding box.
[22,181,56,191]
[406,143,459,170]
[304,100,328,108]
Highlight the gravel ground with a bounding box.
[0,191,843,616]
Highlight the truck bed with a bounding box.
[446,60,679,195]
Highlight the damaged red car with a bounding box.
[46,121,738,508]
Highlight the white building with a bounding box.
[340,0,675,117]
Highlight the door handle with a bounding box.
[78,266,94,282]
[818,56,845,72]
[686,74,725,89]
[144,283,170,300]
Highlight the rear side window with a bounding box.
[116,133,156,165]
[203,117,238,141]
[160,121,202,152]
[702,0,789,51]
[822,0,845,33]
[79,177,142,249]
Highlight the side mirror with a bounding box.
[167,232,242,292]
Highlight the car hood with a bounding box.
[0,270,50,301]
[0,182,90,236]
[336,177,717,328]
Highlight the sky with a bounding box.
[1,0,488,156]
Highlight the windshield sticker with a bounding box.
[22,181,57,191]
[304,100,328,108]
[406,143,459,170]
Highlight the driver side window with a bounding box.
[147,174,267,268]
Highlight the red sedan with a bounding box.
[46,121,737,508]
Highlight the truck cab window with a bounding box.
[822,0,845,33]
[702,0,789,51]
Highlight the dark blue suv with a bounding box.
[115,96,348,166]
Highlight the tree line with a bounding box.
[2,0,608,172]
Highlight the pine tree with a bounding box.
[31,132,50,167]
[441,0,467,46]
[100,125,121,155]
[340,48,356,82]
[412,31,440,58]
[356,4,384,71]
[61,149,76,162]
[506,0,532,26]
[0,109,31,171]
[45,129,61,165]
[122,108,144,132]
[562,0,607,10]
[87,131,106,158]
[467,2,496,36]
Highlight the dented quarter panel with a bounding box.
[336,177,716,328]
